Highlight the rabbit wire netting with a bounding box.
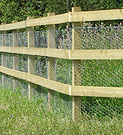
[0,26,122,132]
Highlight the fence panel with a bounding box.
[0,7,122,122]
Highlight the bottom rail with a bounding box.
[0,66,122,98]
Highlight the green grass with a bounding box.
[0,88,123,135]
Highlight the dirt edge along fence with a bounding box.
[0,7,123,122]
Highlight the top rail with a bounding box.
[0,9,123,31]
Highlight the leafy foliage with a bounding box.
[0,0,123,24]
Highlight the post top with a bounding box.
[47,12,55,17]
[27,16,34,20]
[12,20,18,23]
[72,7,81,12]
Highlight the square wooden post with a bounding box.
[72,7,82,122]
[12,20,18,90]
[27,17,35,100]
[1,28,6,89]
[47,12,55,111]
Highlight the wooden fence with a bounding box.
[0,7,123,121]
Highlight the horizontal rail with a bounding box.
[71,9,123,22]
[0,21,26,31]
[70,49,123,60]
[72,86,123,98]
[0,46,123,60]
[0,9,123,31]
[26,13,69,27]
[0,46,69,59]
[0,66,69,95]
[0,66,122,98]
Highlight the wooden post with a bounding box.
[12,20,18,90]
[72,7,82,121]
[47,12,55,111]
[1,26,6,89]
[27,17,35,100]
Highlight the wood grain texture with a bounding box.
[27,17,35,100]
[72,7,82,122]
[0,46,122,60]
[12,21,18,90]
[70,9,123,22]
[26,13,69,27]
[47,12,56,111]
[0,46,69,59]
[70,49,123,60]
[1,30,6,88]
[0,21,26,31]
[71,86,123,98]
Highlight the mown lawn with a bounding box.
[0,88,123,135]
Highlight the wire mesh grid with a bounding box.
[73,26,123,49]
[76,97,123,121]
[55,29,72,49]
[34,56,47,78]
[35,85,48,105]
[80,60,123,87]
[0,26,123,49]
[50,93,72,120]
[4,33,13,46]
[18,79,28,96]
[5,53,13,69]
[0,26,122,130]
[15,32,28,47]
[34,31,47,48]
[18,54,28,72]
[55,59,72,84]
[3,74,13,89]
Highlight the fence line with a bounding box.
[0,9,123,31]
[0,7,123,121]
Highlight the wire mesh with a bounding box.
[74,27,123,49]
[4,74,13,89]
[50,93,72,120]
[0,26,122,130]
[16,32,28,47]
[55,29,72,49]
[77,97,123,121]
[34,31,47,48]
[18,79,28,96]
[6,53,13,69]
[55,59,72,84]
[0,27,123,49]
[81,60,123,87]
[4,33,13,46]
[35,85,48,107]
[18,54,28,72]
[34,56,47,78]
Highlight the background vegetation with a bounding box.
[0,0,123,24]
